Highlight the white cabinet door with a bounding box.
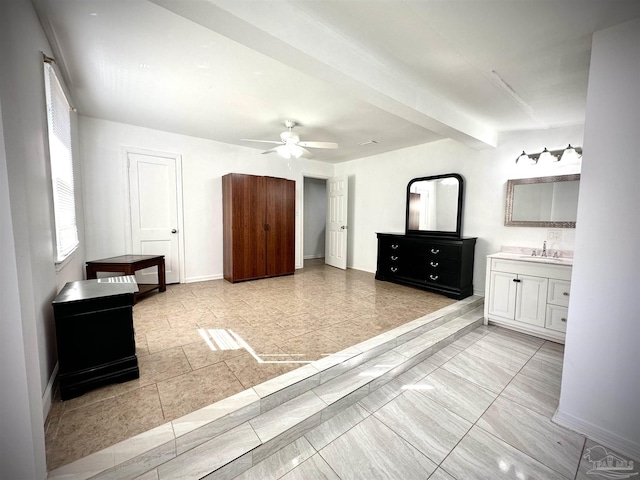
[546,305,568,332]
[488,271,517,319]
[515,275,548,326]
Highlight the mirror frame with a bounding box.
[505,174,580,228]
[406,173,464,238]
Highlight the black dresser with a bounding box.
[52,277,139,400]
[376,233,477,300]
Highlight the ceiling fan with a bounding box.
[242,120,338,159]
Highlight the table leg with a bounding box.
[158,258,166,292]
[86,266,97,280]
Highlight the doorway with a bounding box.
[303,177,327,264]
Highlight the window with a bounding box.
[44,60,78,263]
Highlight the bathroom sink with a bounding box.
[515,254,573,265]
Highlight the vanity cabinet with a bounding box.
[484,254,572,342]
[376,233,476,300]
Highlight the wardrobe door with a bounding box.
[223,174,267,282]
[265,177,295,276]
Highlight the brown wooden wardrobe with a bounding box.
[222,173,295,282]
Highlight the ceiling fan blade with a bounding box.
[299,146,313,158]
[241,139,283,145]
[261,148,278,155]
[298,141,339,149]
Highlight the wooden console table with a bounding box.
[86,254,166,299]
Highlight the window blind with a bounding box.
[44,61,78,262]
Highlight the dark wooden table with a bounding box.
[86,254,166,299]
[53,277,139,399]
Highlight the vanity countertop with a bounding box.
[488,251,573,266]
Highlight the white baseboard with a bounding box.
[303,254,324,260]
[553,408,640,461]
[184,274,223,283]
[43,361,58,421]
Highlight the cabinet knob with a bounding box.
[390,255,398,261]
[430,248,440,254]
[561,318,567,323]
[430,261,439,268]
[390,267,398,273]
[391,244,399,250]
[563,292,570,296]
[429,274,439,281]
[512,278,521,283]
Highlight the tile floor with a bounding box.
[229,326,639,480]
[45,259,456,471]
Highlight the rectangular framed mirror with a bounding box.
[505,174,580,228]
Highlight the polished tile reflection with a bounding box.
[45,259,454,470]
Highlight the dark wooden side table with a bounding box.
[86,254,166,299]
[53,277,139,400]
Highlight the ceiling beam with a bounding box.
[151,0,497,148]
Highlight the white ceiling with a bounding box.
[34,0,640,163]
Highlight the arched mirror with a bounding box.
[406,173,464,237]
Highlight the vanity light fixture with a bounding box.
[515,145,583,165]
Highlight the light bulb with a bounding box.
[560,144,581,164]
[276,145,291,159]
[516,151,536,165]
[537,147,553,165]
[289,144,303,158]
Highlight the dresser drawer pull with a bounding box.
[390,267,398,273]
[430,261,439,268]
[391,244,399,250]
[390,256,398,261]
[561,317,567,323]
[430,248,440,254]
[563,292,570,297]
[429,274,439,281]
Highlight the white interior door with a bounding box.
[127,150,182,284]
[325,175,348,269]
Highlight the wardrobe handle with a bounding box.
[390,267,398,273]
[429,275,439,281]
[391,244,399,250]
[390,256,398,261]
[430,261,439,268]
[430,248,440,254]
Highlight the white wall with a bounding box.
[303,177,327,259]
[334,124,583,293]
[0,89,44,480]
[0,0,86,476]
[80,117,334,282]
[555,19,640,460]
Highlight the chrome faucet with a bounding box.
[542,241,547,257]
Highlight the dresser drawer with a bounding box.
[423,243,461,260]
[546,305,568,332]
[548,279,571,307]
[378,237,406,253]
[422,269,460,287]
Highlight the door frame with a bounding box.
[300,173,331,269]
[123,146,186,284]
